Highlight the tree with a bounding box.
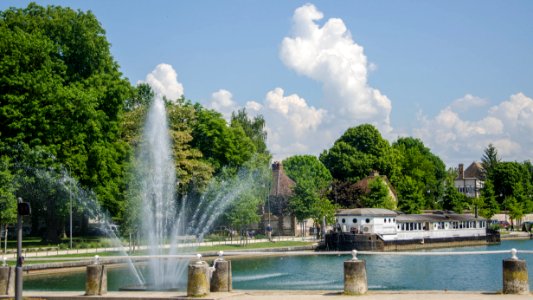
[392,137,446,209]
[396,176,425,214]
[283,155,335,231]
[361,177,396,210]
[231,108,269,156]
[0,156,17,252]
[479,180,500,220]
[481,143,500,180]
[191,105,256,174]
[0,3,132,225]
[320,124,394,182]
[503,196,523,230]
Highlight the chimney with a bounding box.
[458,163,464,179]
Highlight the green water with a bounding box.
[24,239,533,292]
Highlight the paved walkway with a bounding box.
[11,290,532,300]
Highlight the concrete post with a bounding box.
[188,254,210,297]
[85,257,107,296]
[0,266,15,296]
[211,252,232,292]
[344,250,367,295]
[502,249,529,294]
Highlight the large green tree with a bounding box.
[392,137,446,209]
[0,3,132,224]
[320,124,394,182]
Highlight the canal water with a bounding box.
[24,239,533,292]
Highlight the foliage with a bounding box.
[396,176,425,214]
[191,105,257,174]
[392,137,446,209]
[320,124,394,182]
[283,155,335,224]
[0,157,17,226]
[230,108,269,156]
[479,180,500,219]
[328,180,364,208]
[0,3,132,220]
[481,143,500,180]
[441,178,467,214]
[361,177,396,210]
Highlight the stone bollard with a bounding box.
[502,248,529,294]
[188,254,210,297]
[85,256,107,296]
[0,266,15,296]
[211,251,232,292]
[344,250,368,295]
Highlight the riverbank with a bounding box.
[7,290,532,299]
[501,231,533,240]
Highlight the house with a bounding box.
[454,162,484,198]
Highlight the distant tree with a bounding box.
[320,124,394,181]
[479,180,500,220]
[191,105,256,173]
[328,180,364,208]
[503,196,524,230]
[392,137,446,209]
[396,176,425,214]
[481,143,501,180]
[231,108,269,156]
[283,155,335,228]
[361,177,395,210]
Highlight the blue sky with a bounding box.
[2,1,533,167]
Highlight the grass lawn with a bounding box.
[13,240,315,265]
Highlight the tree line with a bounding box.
[0,3,270,244]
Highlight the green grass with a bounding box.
[10,240,314,266]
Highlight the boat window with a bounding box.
[384,218,387,223]
[342,218,346,223]
[397,224,400,230]
[353,218,357,223]
[365,218,370,223]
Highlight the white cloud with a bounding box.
[449,94,489,113]
[280,3,392,133]
[208,89,238,121]
[414,93,533,166]
[142,63,184,102]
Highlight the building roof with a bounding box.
[457,161,484,180]
[336,208,398,217]
[269,161,295,197]
[396,211,485,222]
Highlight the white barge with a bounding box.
[324,208,500,251]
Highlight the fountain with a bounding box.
[125,96,266,290]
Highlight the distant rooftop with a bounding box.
[336,208,397,217]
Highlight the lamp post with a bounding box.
[16,197,31,300]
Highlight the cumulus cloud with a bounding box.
[142,63,184,101]
[280,3,392,133]
[261,88,328,159]
[449,94,489,113]
[414,93,533,166]
[207,89,238,120]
